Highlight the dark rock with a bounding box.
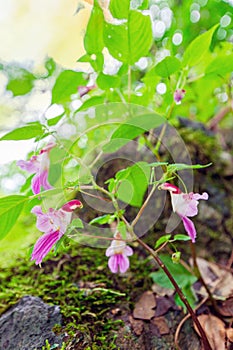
[0,295,63,350]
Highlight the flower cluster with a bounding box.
[160,182,209,242]
[19,143,209,274]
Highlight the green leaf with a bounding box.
[205,54,233,76]
[77,95,105,111]
[150,254,197,289]
[6,67,35,96]
[89,214,113,225]
[174,284,197,310]
[84,2,105,54]
[182,24,219,67]
[109,0,130,19]
[104,10,153,65]
[77,53,104,71]
[44,57,56,77]
[116,161,150,207]
[154,56,181,78]
[136,0,149,10]
[103,113,165,153]
[0,195,27,240]
[155,234,171,249]
[97,72,121,90]
[52,70,86,104]
[105,178,116,193]
[47,112,65,126]
[173,234,191,242]
[0,122,44,141]
[167,162,212,173]
[115,167,131,180]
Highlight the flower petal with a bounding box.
[108,255,119,273]
[31,173,41,194]
[124,246,133,256]
[160,183,181,194]
[61,200,83,212]
[118,254,130,273]
[31,230,60,265]
[181,216,197,243]
[192,192,209,201]
[40,170,53,191]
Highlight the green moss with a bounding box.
[0,242,152,349]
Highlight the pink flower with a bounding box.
[160,182,208,242]
[106,232,133,274]
[78,84,96,97]
[174,89,186,105]
[31,200,82,265]
[17,142,55,194]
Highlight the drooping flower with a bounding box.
[17,142,55,194]
[31,200,83,265]
[174,89,186,105]
[106,232,133,274]
[160,182,208,242]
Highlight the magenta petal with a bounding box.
[31,230,60,265]
[31,206,43,215]
[31,173,41,194]
[181,216,197,243]
[124,246,133,256]
[108,255,118,273]
[40,170,53,191]
[118,254,130,273]
[192,192,209,201]
[61,200,83,212]
[106,246,113,257]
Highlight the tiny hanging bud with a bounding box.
[174,89,186,105]
[172,251,181,264]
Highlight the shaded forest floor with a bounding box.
[0,125,233,350]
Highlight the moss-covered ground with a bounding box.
[0,242,154,349]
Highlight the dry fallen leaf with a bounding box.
[217,297,233,317]
[194,314,226,350]
[155,296,178,317]
[133,291,156,320]
[151,316,170,335]
[191,257,233,299]
[129,315,144,336]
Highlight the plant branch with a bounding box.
[131,185,157,227]
[136,236,212,350]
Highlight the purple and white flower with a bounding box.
[31,200,83,265]
[174,89,186,105]
[160,182,208,242]
[17,142,55,194]
[106,232,133,274]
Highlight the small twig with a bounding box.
[208,104,232,131]
[131,185,157,227]
[174,296,209,350]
